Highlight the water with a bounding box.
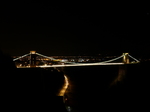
[58,62,150,111]
[59,65,120,111]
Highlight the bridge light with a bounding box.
[30,51,36,54]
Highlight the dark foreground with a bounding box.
[1,67,68,112]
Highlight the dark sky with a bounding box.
[0,2,150,58]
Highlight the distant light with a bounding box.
[61,59,68,62]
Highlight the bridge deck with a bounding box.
[16,63,125,68]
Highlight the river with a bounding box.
[57,61,150,111]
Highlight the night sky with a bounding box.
[0,2,150,58]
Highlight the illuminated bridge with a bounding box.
[13,51,140,68]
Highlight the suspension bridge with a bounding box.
[13,51,140,68]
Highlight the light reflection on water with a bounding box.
[60,65,127,111]
[58,75,69,96]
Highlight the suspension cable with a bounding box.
[97,55,124,63]
[36,53,56,60]
[66,55,124,65]
[128,54,140,62]
[13,53,30,61]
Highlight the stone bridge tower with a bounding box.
[123,53,129,64]
[30,51,36,67]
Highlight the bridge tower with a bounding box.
[123,53,129,64]
[30,51,36,67]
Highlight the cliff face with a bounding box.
[0,51,68,112]
[1,67,67,111]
